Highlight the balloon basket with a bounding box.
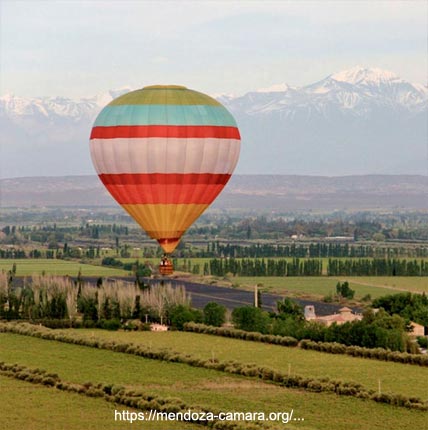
[159,257,174,276]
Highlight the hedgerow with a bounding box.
[184,323,428,367]
[0,322,426,410]
[183,322,298,347]
[0,361,264,430]
[299,339,428,366]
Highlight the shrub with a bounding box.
[232,306,270,334]
[100,319,121,331]
[298,338,428,367]
[416,336,428,348]
[203,302,227,327]
[41,376,57,386]
[169,305,203,330]
[336,281,355,299]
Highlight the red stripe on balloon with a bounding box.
[90,125,240,139]
[99,173,231,185]
[102,183,227,205]
[98,173,231,204]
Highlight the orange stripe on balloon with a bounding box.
[90,125,240,139]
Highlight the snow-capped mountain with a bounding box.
[0,88,131,120]
[224,66,427,116]
[0,67,426,178]
[0,94,97,120]
[219,67,427,176]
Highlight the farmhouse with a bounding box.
[409,321,428,337]
[304,305,363,326]
[150,323,168,332]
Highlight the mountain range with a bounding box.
[1,174,427,211]
[0,66,427,178]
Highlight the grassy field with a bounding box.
[0,376,200,430]
[1,332,426,430]
[228,276,428,299]
[65,328,428,399]
[344,277,428,293]
[0,259,129,276]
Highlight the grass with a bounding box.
[0,375,200,430]
[0,259,129,276]
[0,332,426,430]
[64,328,428,399]
[229,276,427,299]
[344,277,428,294]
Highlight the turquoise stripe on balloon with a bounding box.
[94,105,237,127]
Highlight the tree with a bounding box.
[276,298,304,321]
[132,295,142,319]
[372,232,386,242]
[203,302,226,327]
[372,292,428,326]
[336,281,355,299]
[232,306,270,333]
[169,305,203,330]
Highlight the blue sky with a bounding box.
[1,0,426,98]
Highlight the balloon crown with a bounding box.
[142,85,187,90]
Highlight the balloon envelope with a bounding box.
[89,85,240,253]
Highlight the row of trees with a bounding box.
[198,257,428,277]
[0,249,27,259]
[189,213,428,241]
[2,223,129,239]
[198,242,428,258]
[0,246,98,259]
[1,241,427,261]
[327,258,428,276]
[0,274,188,324]
[0,271,229,331]
[208,258,323,277]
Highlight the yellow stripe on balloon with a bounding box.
[121,203,209,252]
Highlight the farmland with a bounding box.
[225,276,428,299]
[0,376,200,430]
[1,331,426,430]
[0,259,128,276]
[63,328,428,398]
[1,206,428,429]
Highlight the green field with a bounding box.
[0,376,199,430]
[1,332,426,430]
[0,259,129,276]
[65,328,428,399]
[230,276,428,299]
[345,277,428,293]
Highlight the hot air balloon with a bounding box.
[89,85,240,274]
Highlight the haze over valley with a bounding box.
[2,174,427,211]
